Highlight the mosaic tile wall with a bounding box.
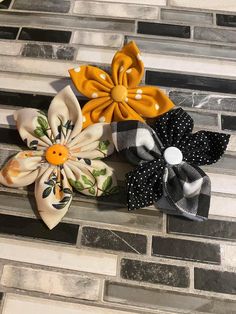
[0,0,236,313]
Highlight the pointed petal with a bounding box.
[35,166,73,229]
[112,41,144,88]
[0,150,44,187]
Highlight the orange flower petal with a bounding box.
[111,41,144,88]
[113,102,145,122]
[69,65,113,98]
[127,86,174,118]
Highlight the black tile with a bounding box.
[22,43,75,60]
[13,0,70,13]
[137,22,190,38]
[0,128,22,146]
[121,258,189,288]
[152,236,220,264]
[217,14,236,28]
[0,91,87,109]
[0,26,19,40]
[168,216,236,241]
[0,0,12,9]
[82,227,147,254]
[221,115,236,131]
[0,213,79,244]
[195,268,236,295]
[19,28,71,43]
[146,71,236,94]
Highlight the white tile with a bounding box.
[228,135,236,152]
[221,245,236,268]
[76,46,115,64]
[72,30,123,48]
[2,294,136,314]
[73,1,159,19]
[209,195,236,218]
[207,172,236,195]
[1,265,100,300]
[0,72,76,96]
[0,238,117,276]
[142,53,236,78]
[169,0,236,12]
[91,0,166,5]
[0,41,22,56]
[0,55,77,77]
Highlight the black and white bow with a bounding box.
[111,108,230,221]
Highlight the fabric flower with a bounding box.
[0,86,118,229]
[111,108,230,221]
[69,41,174,129]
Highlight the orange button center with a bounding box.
[45,144,69,166]
[111,85,127,102]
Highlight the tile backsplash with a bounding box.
[0,1,236,313]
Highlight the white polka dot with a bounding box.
[99,116,106,122]
[125,97,128,102]
[136,89,143,94]
[126,68,132,74]
[119,66,124,73]
[82,116,86,123]
[91,92,98,98]
[155,104,160,110]
[135,94,142,100]
[74,67,81,72]
[137,53,142,61]
[100,73,106,80]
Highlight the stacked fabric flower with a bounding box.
[0,41,230,229]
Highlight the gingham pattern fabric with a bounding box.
[111,108,230,221]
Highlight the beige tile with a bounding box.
[169,0,236,12]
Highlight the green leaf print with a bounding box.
[88,187,95,195]
[34,127,44,138]
[99,140,110,151]
[92,168,107,177]
[42,186,52,198]
[37,116,48,131]
[81,175,93,186]
[102,176,112,192]
[68,178,84,191]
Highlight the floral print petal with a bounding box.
[48,86,83,145]
[35,166,73,230]
[64,159,118,197]
[0,150,44,187]
[15,108,52,149]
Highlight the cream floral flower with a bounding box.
[0,86,118,229]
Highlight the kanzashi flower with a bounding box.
[69,41,174,129]
[111,108,230,221]
[0,86,118,229]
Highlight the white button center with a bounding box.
[163,146,183,165]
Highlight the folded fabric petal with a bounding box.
[0,86,118,229]
[69,41,174,128]
[112,108,230,221]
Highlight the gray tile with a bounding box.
[0,12,135,33]
[73,1,159,20]
[194,27,236,44]
[104,282,236,313]
[169,90,236,112]
[186,110,218,127]
[22,43,75,60]
[12,0,70,13]
[161,9,213,25]
[1,265,100,300]
[127,36,236,60]
[72,30,123,48]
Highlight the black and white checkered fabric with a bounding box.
[111,108,230,221]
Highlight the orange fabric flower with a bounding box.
[69,41,174,128]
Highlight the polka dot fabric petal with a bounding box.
[69,41,174,128]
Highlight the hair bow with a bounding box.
[0,86,117,229]
[69,41,174,128]
[111,108,230,221]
